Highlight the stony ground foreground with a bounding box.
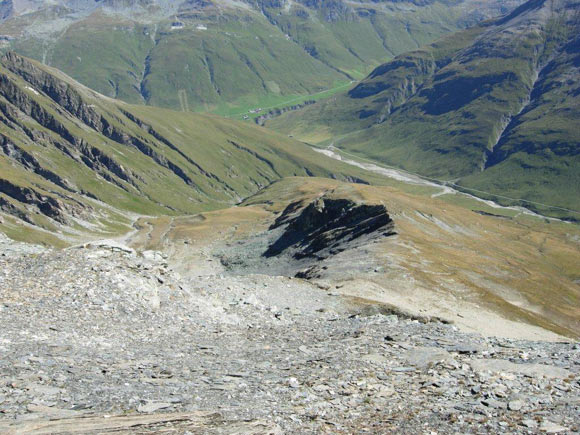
[0,233,578,433]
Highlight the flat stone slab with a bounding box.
[137,402,173,413]
[405,347,453,369]
[0,411,281,434]
[539,420,569,434]
[79,240,135,255]
[470,359,571,379]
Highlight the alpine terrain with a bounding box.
[0,51,376,243]
[0,0,579,433]
[267,0,580,219]
[0,0,524,114]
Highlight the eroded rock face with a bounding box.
[0,179,74,224]
[215,196,396,279]
[265,196,395,259]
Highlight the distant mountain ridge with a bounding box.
[0,0,523,111]
[267,0,580,219]
[0,0,520,22]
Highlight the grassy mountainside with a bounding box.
[242,177,580,337]
[131,176,580,337]
[0,0,523,113]
[268,0,580,218]
[0,52,371,243]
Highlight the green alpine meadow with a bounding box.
[0,52,383,243]
[0,0,521,114]
[267,0,580,219]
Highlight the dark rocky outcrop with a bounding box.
[215,195,395,279]
[0,179,69,223]
[0,53,196,187]
[264,196,395,259]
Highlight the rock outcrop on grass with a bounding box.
[265,196,395,259]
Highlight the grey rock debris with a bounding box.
[0,234,578,433]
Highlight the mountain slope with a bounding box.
[268,0,580,218]
[0,52,368,242]
[0,0,523,112]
